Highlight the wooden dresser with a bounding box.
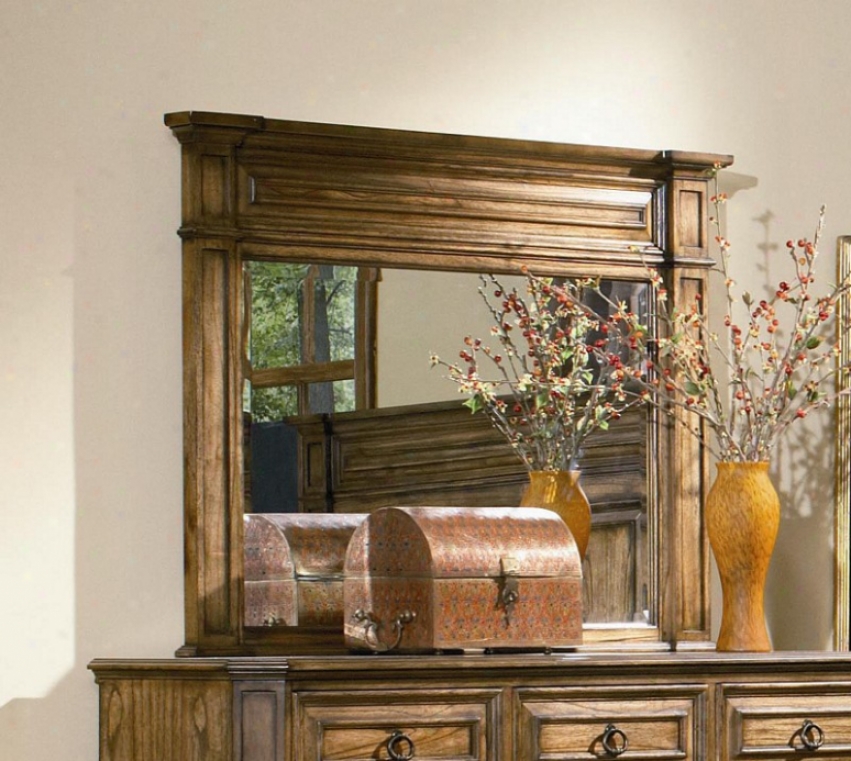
[91,652,851,761]
[88,113,851,761]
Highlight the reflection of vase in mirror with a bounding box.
[520,470,591,561]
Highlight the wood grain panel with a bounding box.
[236,687,285,761]
[238,159,657,250]
[673,275,709,639]
[201,155,228,219]
[201,248,232,634]
[676,190,701,249]
[722,682,851,759]
[517,686,704,761]
[295,690,497,761]
[584,507,647,623]
[669,179,709,259]
[291,401,645,515]
[99,678,231,761]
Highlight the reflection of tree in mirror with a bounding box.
[246,261,359,422]
[247,262,303,370]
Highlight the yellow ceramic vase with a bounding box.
[521,470,591,561]
[705,461,780,652]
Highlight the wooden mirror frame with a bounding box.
[165,110,732,655]
[836,235,851,651]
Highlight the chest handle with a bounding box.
[351,609,416,652]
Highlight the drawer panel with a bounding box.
[722,682,851,759]
[295,689,498,761]
[517,685,706,761]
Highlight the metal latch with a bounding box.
[498,556,520,626]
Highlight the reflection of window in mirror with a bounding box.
[242,261,378,512]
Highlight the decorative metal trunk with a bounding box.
[244,513,366,628]
[344,506,583,652]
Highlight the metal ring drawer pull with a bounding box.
[799,719,825,751]
[602,723,629,757]
[387,730,415,761]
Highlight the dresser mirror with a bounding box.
[166,110,730,655]
[243,262,652,626]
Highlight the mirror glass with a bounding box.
[244,261,362,421]
[242,261,652,627]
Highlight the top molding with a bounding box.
[164,110,733,173]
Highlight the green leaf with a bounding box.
[684,381,704,396]
[806,336,822,350]
[463,396,483,414]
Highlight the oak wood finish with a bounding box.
[291,401,644,515]
[92,114,851,761]
[836,236,851,651]
[165,110,732,656]
[90,652,851,761]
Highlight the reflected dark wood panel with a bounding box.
[291,401,644,515]
[584,506,647,624]
[279,400,646,624]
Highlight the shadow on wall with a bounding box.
[767,403,837,651]
[0,672,98,759]
[742,204,840,651]
[0,144,184,759]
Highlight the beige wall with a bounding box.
[376,270,527,407]
[3,1,851,757]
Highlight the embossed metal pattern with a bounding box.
[244,578,297,627]
[261,513,366,576]
[344,577,433,650]
[344,506,580,579]
[297,580,346,627]
[244,515,295,581]
[433,578,581,647]
[344,506,583,651]
[244,513,366,627]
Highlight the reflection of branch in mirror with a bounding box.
[430,273,650,473]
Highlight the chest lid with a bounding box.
[344,506,579,580]
[244,513,366,581]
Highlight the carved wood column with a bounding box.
[168,112,263,654]
[659,155,721,646]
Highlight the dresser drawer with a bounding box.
[516,685,706,761]
[721,682,851,759]
[294,689,498,761]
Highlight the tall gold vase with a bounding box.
[521,470,591,561]
[705,461,780,652]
